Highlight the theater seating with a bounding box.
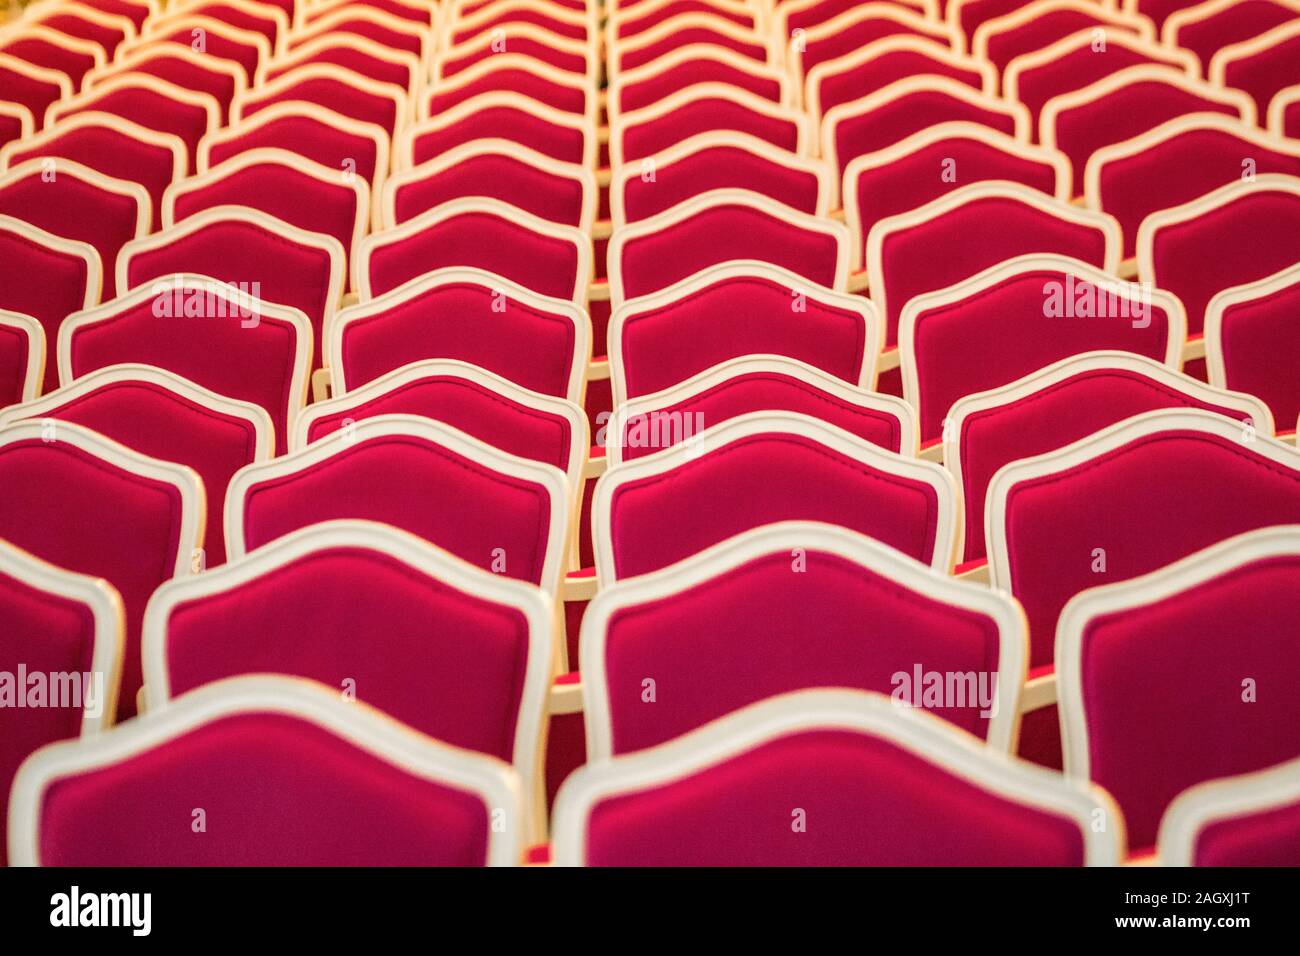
[5,0,1300,868]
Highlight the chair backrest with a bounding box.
[1004,27,1198,129]
[8,675,523,865]
[609,84,812,168]
[0,157,147,300]
[608,189,851,309]
[226,414,570,595]
[1058,524,1300,849]
[1041,65,1256,196]
[381,139,596,234]
[608,13,772,79]
[946,350,1272,564]
[0,215,100,395]
[131,16,270,86]
[0,310,43,407]
[988,409,1300,669]
[447,0,594,45]
[1205,263,1300,436]
[291,7,433,67]
[0,26,104,90]
[47,74,219,173]
[0,419,203,721]
[777,0,937,40]
[118,205,346,370]
[85,43,244,121]
[845,123,1070,268]
[293,357,588,512]
[308,0,434,27]
[0,50,71,124]
[1088,114,1300,259]
[233,64,406,139]
[0,363,273,567]
[593,411,959,585]
[808,35,995,130]
[437,22,596,80]
[145,0,287,53]
[142,520,552,838]
[584,522,1024,755]
[609,45,786,121]
[1211,18,1300,118]
[356,197,590,304]
[609,261,880,407]
[397,91,595,169]
[608,354,917,465]
[553,687,1123,866]
[328,267,590,403]
[264,33,420,103]
[197,102,390,206]
[791,4,959,95]
[30,3,135,59]
[971,0,1156,75]
[1158,754,1300,866]
[1163,0,1300,74]
[421,57,592,135]
[0,539,122,867]
[608,0,760,43]
[868,181,1122,352]
[822,76,1031,181]
[0,111,186,232]
[163,147,368,275]
[610,131,833,229]
[1138,174,1300,337]
[59,273,311,454]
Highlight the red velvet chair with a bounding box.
[0,214,100,395]
[987,408,1300,677]
[1163,0,1300,74]
[127,16,270,86]
[609,131,833,228]
[900,255,1187,447]
[845,123,1070,268]
[806,35,995,129]
[867,182,1121,360]
[1,112,186,231]
[85,43,244,121]
[1159,754,1300,866]
[608,190,851,308]
[776,0,938,41]
[0,310,43,407]
[945,350,1273,566]
[583,522,1024,756]
[593,411,960,584]
[0,51,72,128]
[358,197,589,305]
[163,147,369,276]
[198,103,390,208]
[328,267,590,403]
[1137,174,1300,340]
[970,0,1155,75]
[291,7,434,66]
[59,274,312,455]
[552,688,1124,865]
[47,75,219,173]
[1205,263,1300,440]
[0,418,203,721]
[145,0,288,54]
[608,261,879,407]
[822,76,1030,180]
[233,64,406,138]
[118,206,346,371]
[448,0,595,45]
[610,86,811,168]
[0,538,122,867]
[422,54,594,123]
[1208,19,1300,119]
[1085,115,1300,261]
[608,355,916,465]
[1058,524,1300,851]
[29,3,135,60]
[609,46,785,121]
[264,34,420,103]
[7,675,524,865]
[1003,28,1198,129]
[307,0,435,27]
[225,414,571,596]
[438,23,596,80]
[142,520,554,838]
[0,363,274,566]
[381,140,597,234]
[608,0,760,43]
[608,14,771,80]
[0,157,148,301]
[0,26,105,90]
[398,91,594,169]
[1041,65,1256,196]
